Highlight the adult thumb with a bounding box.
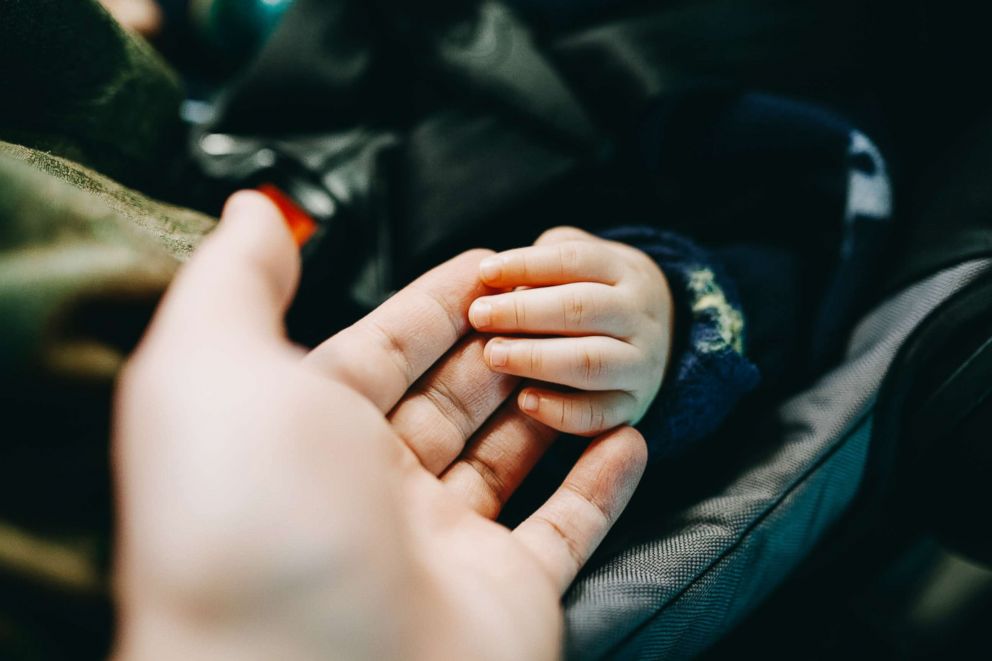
[153,190,301,341]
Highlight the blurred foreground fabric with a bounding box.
[0,2,213,655]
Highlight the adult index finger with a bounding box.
[305,249,495,412]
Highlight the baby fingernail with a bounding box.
[488,342,509,367]
[521,391,540,412]
[470,301,492,327]
[480,257,502,282]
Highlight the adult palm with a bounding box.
[114,193,646,660]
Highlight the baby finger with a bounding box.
[484,336,642,391]
[518,387,639,436]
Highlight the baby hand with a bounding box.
[469,227,673,436]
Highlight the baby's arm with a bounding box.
[469,226,674,436]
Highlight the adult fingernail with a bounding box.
[470,300,492,328]
[521,391,540,412]
[488,341,509,368]
[480,257,502,282]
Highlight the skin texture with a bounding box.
[113,192,648,660]
[469,226,674,437]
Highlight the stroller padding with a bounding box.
[564,259,992,659]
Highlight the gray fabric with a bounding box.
[564,259,992,660]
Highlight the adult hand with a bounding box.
[113,192,647,660]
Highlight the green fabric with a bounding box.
[0,0,186,195]
[0,141,213,379]
[0,2,214,657]
[0,141,214,659]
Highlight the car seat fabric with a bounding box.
[563,258,992,660]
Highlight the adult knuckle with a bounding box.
[417,378,476,443]
[464,455,509,504]
[367,318,416,384]
[534,514,585,571]
[563,480,612,525]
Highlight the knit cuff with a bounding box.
[601,226,761,458]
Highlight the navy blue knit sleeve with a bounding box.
[601,226,761,458]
